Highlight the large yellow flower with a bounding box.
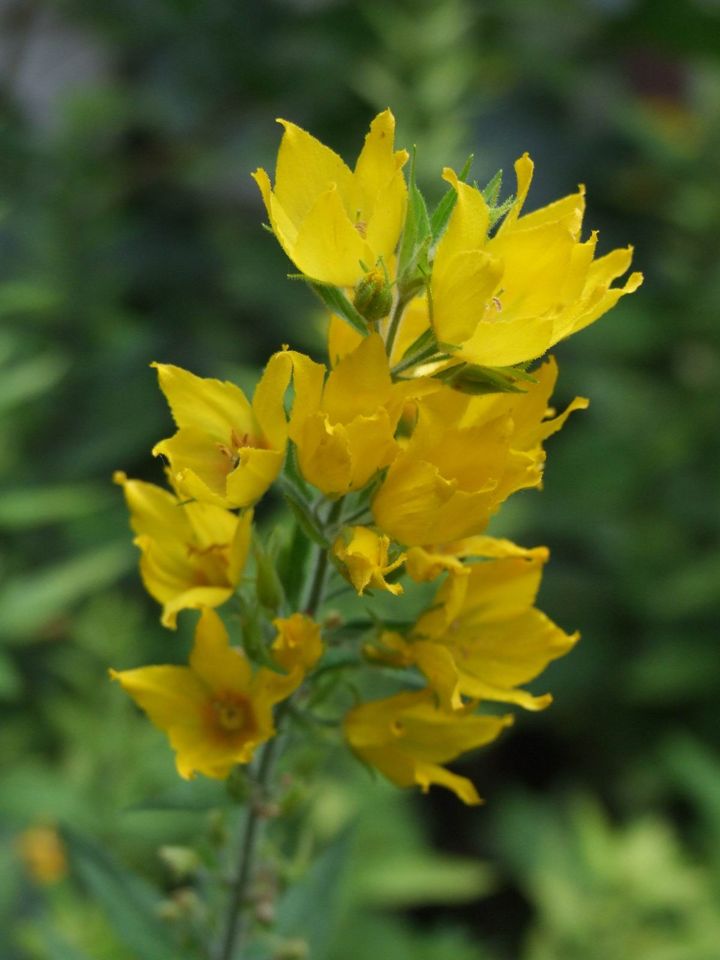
[427,159,642,366]
[373,544,578,712]
[114,472,251,628]
[372,357,587,546]
[287,333,432,497]
[344,689,512,805]
[111,608,307,779]
[253,110,408,287]
[152,352,292,509]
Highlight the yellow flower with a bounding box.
[333,525,406,596]
[152,352,292,509]
[17,826,67,885]
[271,613,323,672]
[344,689,513,805]
[373,545,578,712]
[110,607,303,779]
[428,160,643,366]
[114,471,251,629]
[287,333,431,497]
[252,110,408,287]
[372,357,587,546]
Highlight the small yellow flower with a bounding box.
[114,472,251,628]
[287,333,432,497]
[429,160,643,367]
[373,546,577,712]
[110,608,304,779]
[253,110,408,287]
[152,351,292,509]
[344,689,513,805]
[372,357,587,546]
[271,613,323,672]
[333,525,406,596]
[17,826,67,885]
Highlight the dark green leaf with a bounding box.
[397,147,432,282]
[64,828,191,960]
[308,282,368,335]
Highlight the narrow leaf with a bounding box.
[308,282,368,335]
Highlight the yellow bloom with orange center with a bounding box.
[110,608,305,779]
[114,471,251,629]
[287,333,433,497]
[253,110,408,287]
[152,351,292,509]
[372,544,578,712]
[372,357,587,547]
[333,525,406,596]
[344,689,513,805]
[427,159,642,367]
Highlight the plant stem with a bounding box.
[303,497,344,615]
[217,734,280,960]
[384,291,411,360]
[217,496,343,958]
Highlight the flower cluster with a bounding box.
[112,110,641,804]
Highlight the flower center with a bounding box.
[217,428,266,470]
[211,694,253,734]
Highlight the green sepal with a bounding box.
[430,152,474,239]
[306,280,369,335]
[434,361,538,395]
[399,325,437,361]
[482,168,503,207]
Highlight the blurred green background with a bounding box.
[2,0,719,957]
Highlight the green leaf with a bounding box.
[0,542,133,642]
[0,649,22,700]
[252,531,285,612]
[0,353,68,414]
[277,516,313,610]
[354,853,494,908]
[275,830,352,959]
[481,168,503,207]
[397,147,432,282]
[64,828,190,960]
[307,281,368,335]
[435,362,536,395]
[0,484,111,530]
[430,152,474,239]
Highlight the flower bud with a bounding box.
[353,267,393,322]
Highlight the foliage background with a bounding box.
[1,0,719,957]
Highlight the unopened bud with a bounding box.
[353,267,393,322]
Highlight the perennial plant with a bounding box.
[111,109,641,957]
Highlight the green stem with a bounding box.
[390,346,443,377]
[384,291,411,360]
[217,734,280,960]
[217,496,343,958]
[303,498,344,616]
